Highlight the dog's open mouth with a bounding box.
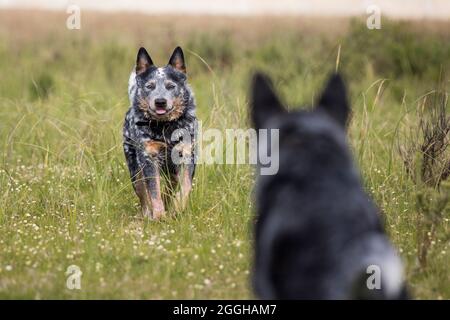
[154,105,174,116]
[148,102,182,121]
[155,106,168,115]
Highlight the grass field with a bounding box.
[0,11,449,299]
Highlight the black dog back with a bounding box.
[250,73,409,299]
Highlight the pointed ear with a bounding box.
[250,72,286,130]
[168,46,186,73]
[136,47,154,75]
[317,74,350,127]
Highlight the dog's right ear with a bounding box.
[317,73,349,127]
[168,46,186,74]
[250,73,285,130]
[136,47,154,75]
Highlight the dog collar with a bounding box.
[136,120,151,126]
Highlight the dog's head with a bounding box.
[250,72,350,170]
[132,47,189,121]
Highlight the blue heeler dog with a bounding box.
[250,72,409,299]
[123,47,196,219]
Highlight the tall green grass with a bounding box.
[0,16,448,299]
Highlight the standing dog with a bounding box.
[123,47,196,219]
[250,72,409,299]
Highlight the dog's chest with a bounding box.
[123,107,195,170]
[135,121,179,146]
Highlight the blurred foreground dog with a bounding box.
[123,47,196,219]
[250,73,409,299]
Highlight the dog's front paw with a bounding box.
[152,207,166,220]
[142,203,165,220]
[151,199,166,220]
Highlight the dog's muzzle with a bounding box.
[154,98,171,115]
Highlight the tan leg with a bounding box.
[136,171,166,220]
[142,140,167,220]
[150,171,165,220]
[134,171,153,218]
[174,166,193,211]
[172,141,194,211]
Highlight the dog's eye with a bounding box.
[145,82,155,90]
[165,83,175,90]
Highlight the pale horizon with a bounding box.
[0,0,449,20]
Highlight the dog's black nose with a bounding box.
[155,98,167,108]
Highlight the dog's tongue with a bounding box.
[155,107,167,115]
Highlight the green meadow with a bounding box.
[0,11,448,299]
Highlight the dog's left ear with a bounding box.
[250,72,286,130]
[168,46,186,74]
[317,74,350,127]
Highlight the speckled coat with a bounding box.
[123,47,196,219]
